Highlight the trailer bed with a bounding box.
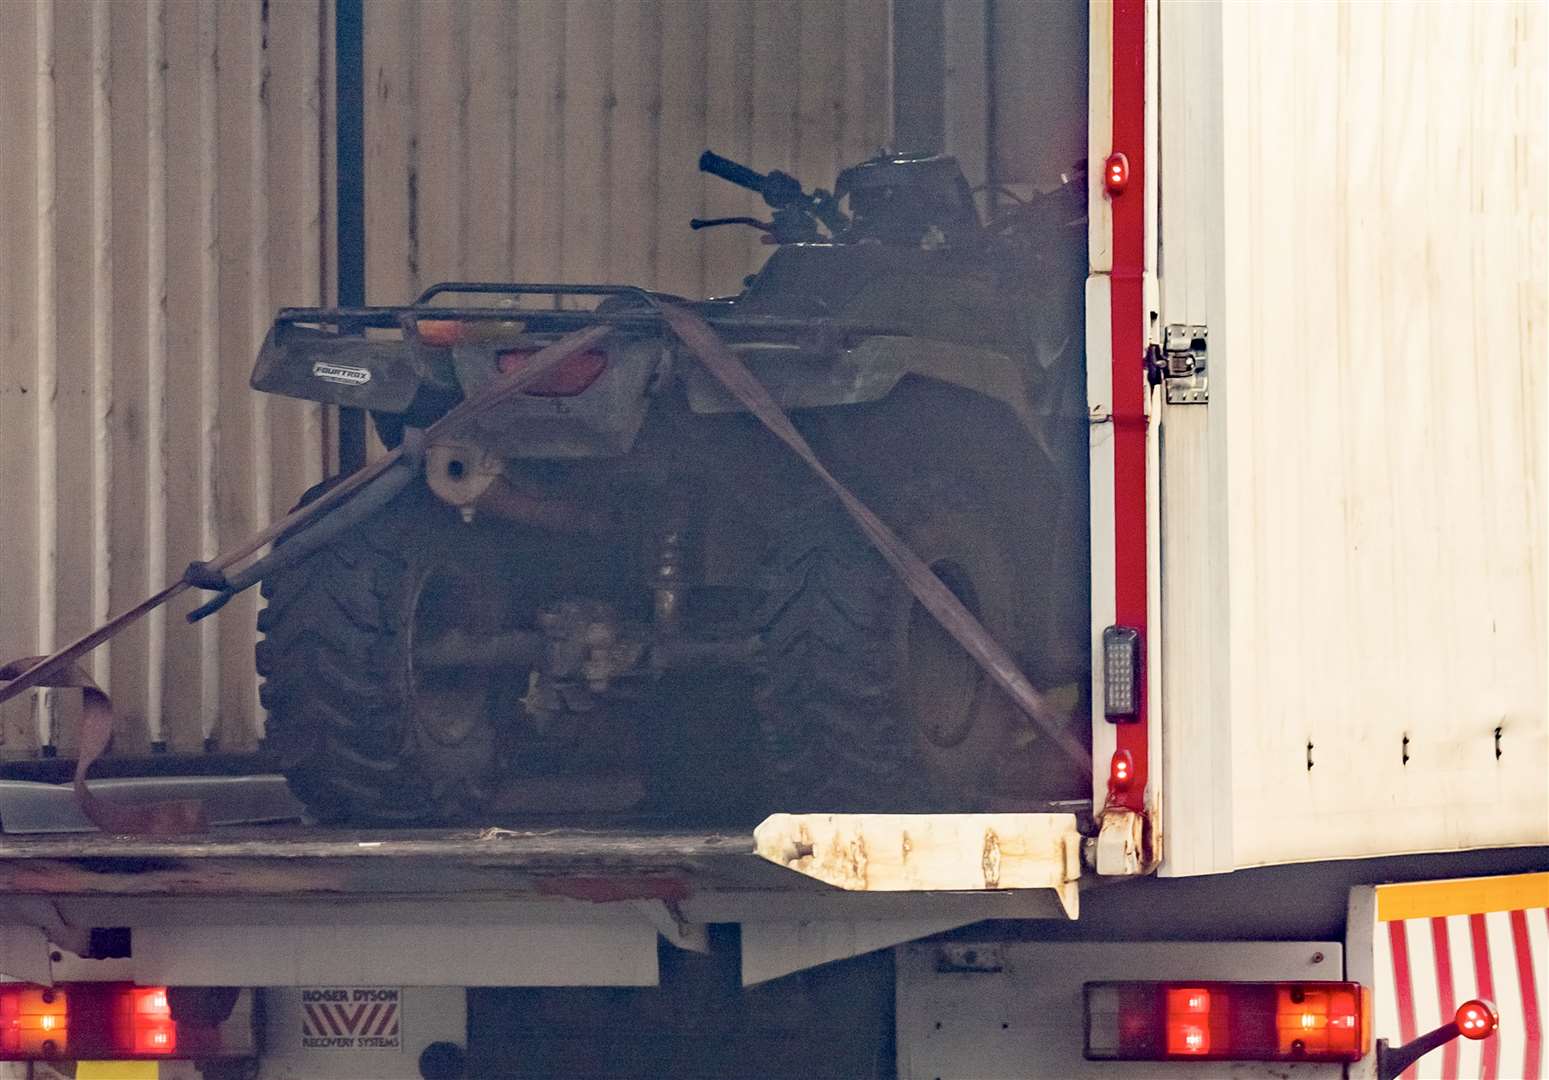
[0,811,1084,987]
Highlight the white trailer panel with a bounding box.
[1154,0,1547,874]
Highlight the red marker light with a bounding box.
[1455,999,1498,1039]
[1105,152,1130,195]
[1109,750,1135,791]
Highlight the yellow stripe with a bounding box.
[76,1064,159,1080]
[1376,872,1549,922]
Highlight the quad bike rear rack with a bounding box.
[274,280,906,344]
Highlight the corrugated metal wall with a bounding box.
[900,0,1085,198]
[359,0,892,306]
[0,0,330,760]
[1,0,892,762]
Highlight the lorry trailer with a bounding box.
[0,0,1543,1077]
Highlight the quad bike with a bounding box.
[248,150,1093,824]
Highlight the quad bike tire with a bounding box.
[256,479,517,824]
[755,477,1054,811]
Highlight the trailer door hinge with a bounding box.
[1161,324,1208,404]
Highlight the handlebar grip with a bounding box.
[698,151,766,193]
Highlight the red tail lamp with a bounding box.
[1104,152,1131,195]
[126,986,177,1056]
[1086,981,1370,1063]
[497,347,608,397]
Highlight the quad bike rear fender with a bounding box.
[679,334,1042,440]
[251,320,456,413]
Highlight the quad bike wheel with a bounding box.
[256,479,523,824]
[756,478,1057,811]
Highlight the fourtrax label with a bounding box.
[300,986,401,1051]
[311,361,373,386]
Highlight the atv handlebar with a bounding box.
[699,150,806,210]
[698,151,765,194]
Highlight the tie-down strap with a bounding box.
[658,304,1091,773]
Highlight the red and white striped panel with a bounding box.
[1374,873,1549,1080]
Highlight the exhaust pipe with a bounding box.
[425,439,609,534]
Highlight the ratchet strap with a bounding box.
[0,657,205,833]
[658,304,1092,772]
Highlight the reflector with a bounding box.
[497,348,609,396]
[415,319,468,347]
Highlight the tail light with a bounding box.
[1085,981,1371,1063]
[124,986,177,1056]
[0,983,245,1062]
[497,347,608,396]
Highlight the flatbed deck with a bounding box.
[0,818,1076,913]
[3,820,1544,993]
[0,812,1084,986]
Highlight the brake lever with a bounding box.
[690,216,774,233]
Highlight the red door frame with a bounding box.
[1108,0,1149,813]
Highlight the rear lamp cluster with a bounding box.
[1085,980,1371,1063]
[1,983,176,1062]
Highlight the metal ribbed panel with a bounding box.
[361,0,892,306]
[1,0,890,762]
[0,0,328,761]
